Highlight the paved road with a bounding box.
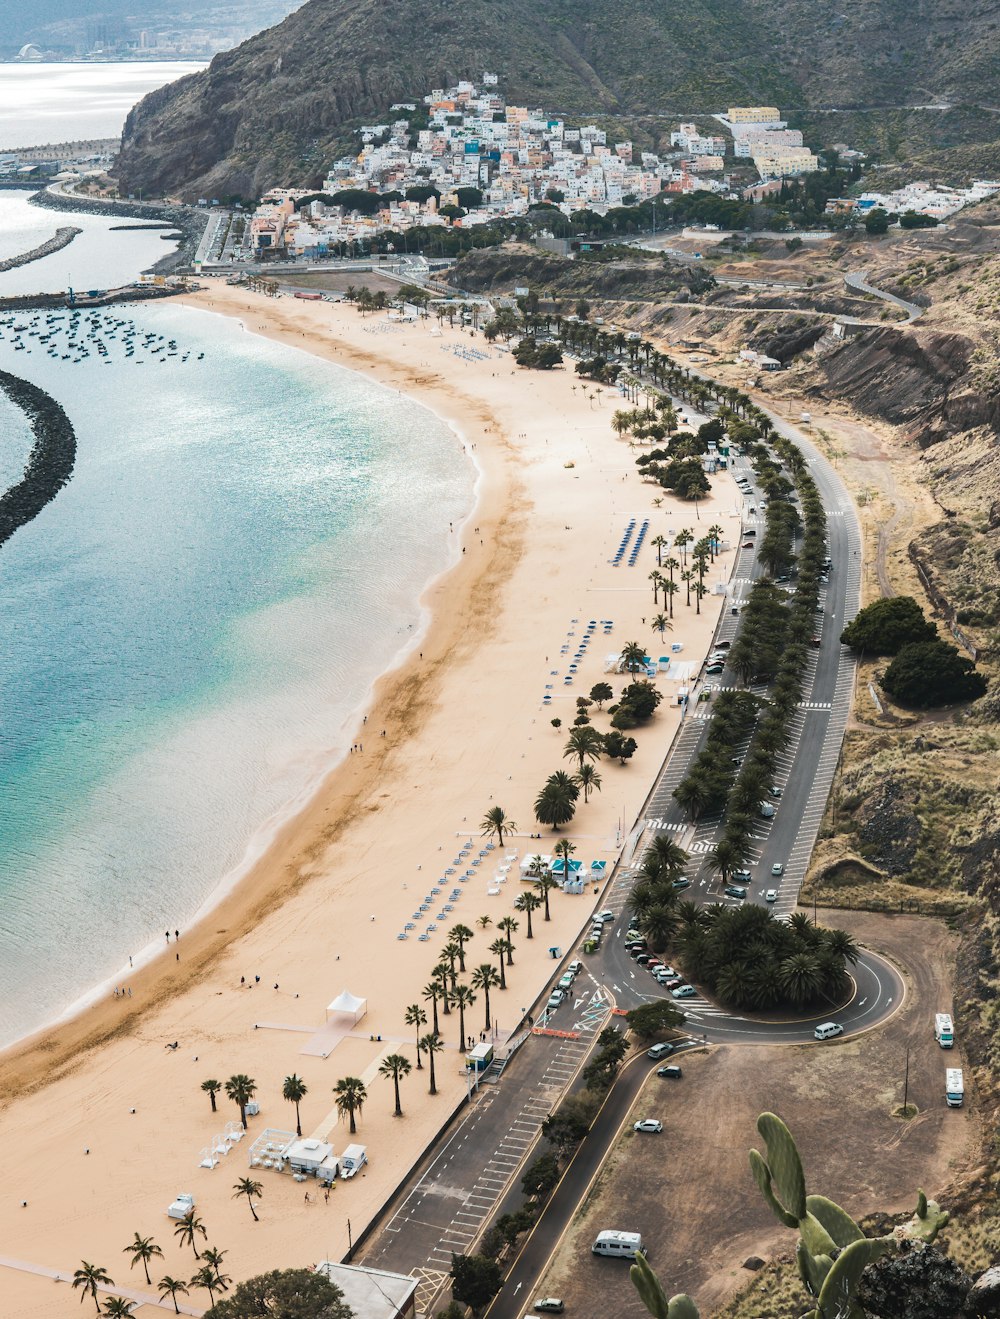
[844,268,924,322]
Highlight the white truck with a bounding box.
[340,1143,367,1178]
[945,1068,964,1108]
[167,1193,195,1220]
[935,1013,954,1049]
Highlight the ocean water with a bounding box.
[0,189,174,293]
[0,301,474,1047]
[0,62,207,150]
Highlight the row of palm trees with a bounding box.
[70,1197,257,1315]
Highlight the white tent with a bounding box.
[326,990,367,1024]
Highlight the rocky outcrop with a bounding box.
[0,370,76,550]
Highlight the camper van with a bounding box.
[592,1230,645,1259]
[946,1069,965,1108]
[340,1144,367,1178]
[935,1013,954,1049]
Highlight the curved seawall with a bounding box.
[0,370,76,548]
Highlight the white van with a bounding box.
[592,1230,645,1259]
[946,1068,964,1108]
[935,1013,954,1049]
[814,1022,843,1041]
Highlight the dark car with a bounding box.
[706,662,725,674]
[742,540,755,549]
[636,953,652,966]
[657,1065,683,1079]
[715,640,731,649]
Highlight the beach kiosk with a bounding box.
[466,1042,494,1072]
[326,989,367,1025]
[284,1137,339,1183]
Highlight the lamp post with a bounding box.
[346,1218,353,1262]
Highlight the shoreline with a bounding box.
[0,296,516,1088]
[0,286,740,1316]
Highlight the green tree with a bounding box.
[573,761,602,803]
[564,725,604,770]
[192,1264,222,1308]
[405,1003,427,1067]
[174,1210,207,1258]
[379,1053,412,1116]
[423,979,442,1035]
[419,1031,443,1095]
[205,1269,351,1319]
[882,640,987,707]
[865,207,890,234]
[101,1298,134,1318]
[521,1151,562,1201]
[481,805,517,850]
[620,640,648,675]
[554,838,576,888]
[489,937,509,990]
[449,923,474,972]
[590,681,614,709]
[282,1073,308,1137]
[450,1253,504,1317]
[72,1262,113,1314]
[625,1000,685,1040]
[534,778,577,830]
[498,916,518,964]
[514,889,541,938]
[232,1178,262,1223]
[542,1095,594,1154]
[202,1246,230,1291]
[453,982,476,1052]
[333,1076,367,1134]
[471,963,500,1030]
[603,731,638,764]
[840,596,936,655]
[201,1078,222,1113]
[224,1074,257,1130]
[534,871,559,921]
[157,1276,189,1314]
[122,1233,163,1286]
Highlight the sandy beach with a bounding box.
[0,286,741,1316]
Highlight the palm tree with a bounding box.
[449,923,474,972]
[422,980,441,1036]
[498,916,518,964]
[202,1246,229,1290]
[648,569,663,605]
[224,1073,257,1130]
[476,914,492,931]
[191,1265,220,1308]
[157,1276,189,1315]
[201,1078,221,1113]
[675,528,693,566]
[471,963,501,1030]
[72,1262,113,1313]
[681,569,694,607]
[708,523,725,560]
[282,1073,308,1137]
[334,1076,367,1134]
[563,725,604,770]
[489,938,509,990]
[573,761,603,803]
[650,534,667,566]
[441,939,462,990]
[433,961,452,1014]
[174,1211,207,1258]
[638,904,678,953]
[778,952,824,1010]
[619,640,647,675]
[821,928,861,965]
[647,835,690,877]
[419,1032,443,1095]
[534,779,576,830]
[514,890,542,938]
[554,838,576,887]
[663,556,680,618]
[453,983,476,1051]
[481,805,517,850]
[233,1177,263,1222]
[405,1003,427,1067]
[122,1233,162,1286]
[101,1298,135,1318]
[379,1053,412,1116]
[535,871,559,921]
[650,613,671,647]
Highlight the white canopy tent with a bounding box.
[326,990,367,1024]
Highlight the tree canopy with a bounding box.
[882,639,987,707]
[840,596,937,655]
[449,1254,503,1316]
[206,1269,352,1318]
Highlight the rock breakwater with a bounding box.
[0,370,76,549]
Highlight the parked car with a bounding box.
[636,953,652,966]
[671,985,697,999]
[771,862,784,876]
[765,889,778,903]
[657,1065,683,1079]
[706,662,725,674]
[742,541,755,549]
[647,1042,673,1060]
[657,966,676,979]
[634,1119,663,1133]
[558,972,575,990]
[664,977,683,990]
[596,910,614,923]
[715,640,731,649]
[546,990,565,1010]
[768,785,782,798]
[567,960,583,976]
[734,869,752,882]
[724,884,748,899]
[533,1301,565,1314]
[672,877,691,890]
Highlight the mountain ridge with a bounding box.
[114,0,1000,201]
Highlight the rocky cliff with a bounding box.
[115,0,1000,201]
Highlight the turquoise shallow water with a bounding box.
[0,300,474,1047]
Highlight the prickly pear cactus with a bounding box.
[749,1114,952,1319]
[630,1251,699,1319]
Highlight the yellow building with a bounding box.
[753,148,819,178]
[728,106,782,124]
